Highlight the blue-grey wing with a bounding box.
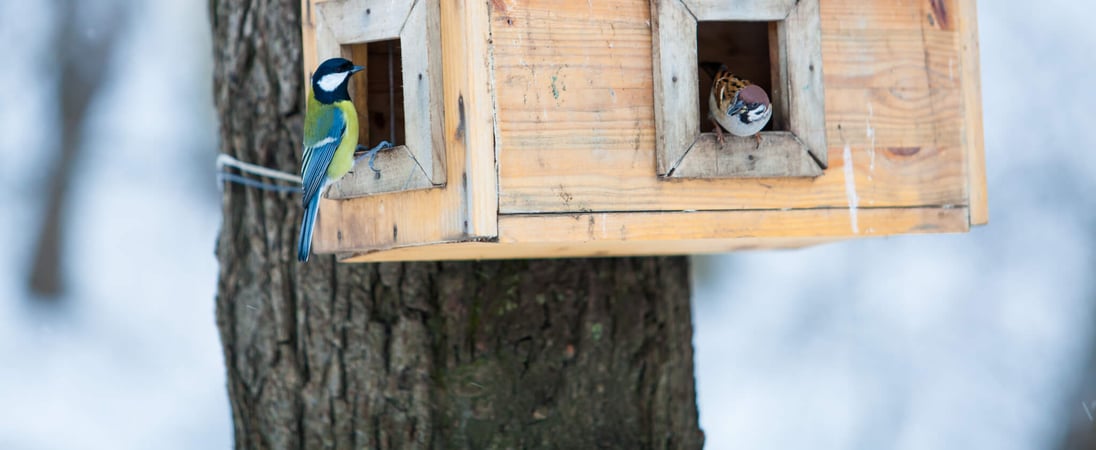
[300,108,346,207]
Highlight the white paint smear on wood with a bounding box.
[866,101,875,179]
[843,144,860,234]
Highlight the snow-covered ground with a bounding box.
[0,0,1092,449]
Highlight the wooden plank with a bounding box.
[681,0,796,21]
[495,0,969,214]
[423,0,447,184]
[314,0,412,44]
[343,237,832,262]
[327,146,433,198]
[499,143,966,212]
[651,0,699,174]
[782,0,827,166]
[314,5,342,62]
[821,30,960,90]
[825,87,963,148]
[768,21,789,131]
[957,0,987,225]
[310,0,499,254]
[340,206,969,262]
[670,132,821,178]
[458,0,500,237]
[400,0,447,184]
[500,208,967,242]
[302,0,319,83]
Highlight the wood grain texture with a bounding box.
[341,206,969,262]
[496,0,971,214]
[302,0,318,82]
[342,43,372,143]
[343,238,830,262]
[781,0,827,165]
[681,0,796,21]
[651,0,699,174]
[958,0,988,225]
[310,0,448,197]
[314,0,412,44]
[327,146,433,199]
[340,41,431,196]
[400,0,447,184]
[671,132,821,178]
[303,0,498,254]
[654,0,825,177]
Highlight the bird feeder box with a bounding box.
[301,0,987,262]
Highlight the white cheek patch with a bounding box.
[317,72,349,92]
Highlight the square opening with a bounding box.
[344,39,406,150]
[651,0,826,178]
[696,21,783,134]
[312,0,447,197]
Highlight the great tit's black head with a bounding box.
[311,57,364,102]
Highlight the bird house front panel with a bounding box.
[491,0,984,223]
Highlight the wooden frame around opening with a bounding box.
[652,0,827,178]
[311,0,447,198]
[301,0,500,255]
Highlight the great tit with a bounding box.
[297,57,364,262]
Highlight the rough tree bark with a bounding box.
[211,0,704,448]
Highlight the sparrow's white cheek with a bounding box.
[747,105,770,122]
[318,72,349,92]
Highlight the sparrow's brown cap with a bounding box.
[738,84,770,106]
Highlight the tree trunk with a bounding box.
[29,0,127,298]
[211,0,703,448]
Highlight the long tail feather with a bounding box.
[297,190,322,262]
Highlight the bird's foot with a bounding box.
[754,133,762,148]
[711,119,726,145]
[355,141,394,176]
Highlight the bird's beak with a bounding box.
[350,65,365,74]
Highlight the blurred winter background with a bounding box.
[0,0,1092,448]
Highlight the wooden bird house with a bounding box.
[301,0,987,262]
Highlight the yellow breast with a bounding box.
[326,100,359,180]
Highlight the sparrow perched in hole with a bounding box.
[701,62,772,145]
